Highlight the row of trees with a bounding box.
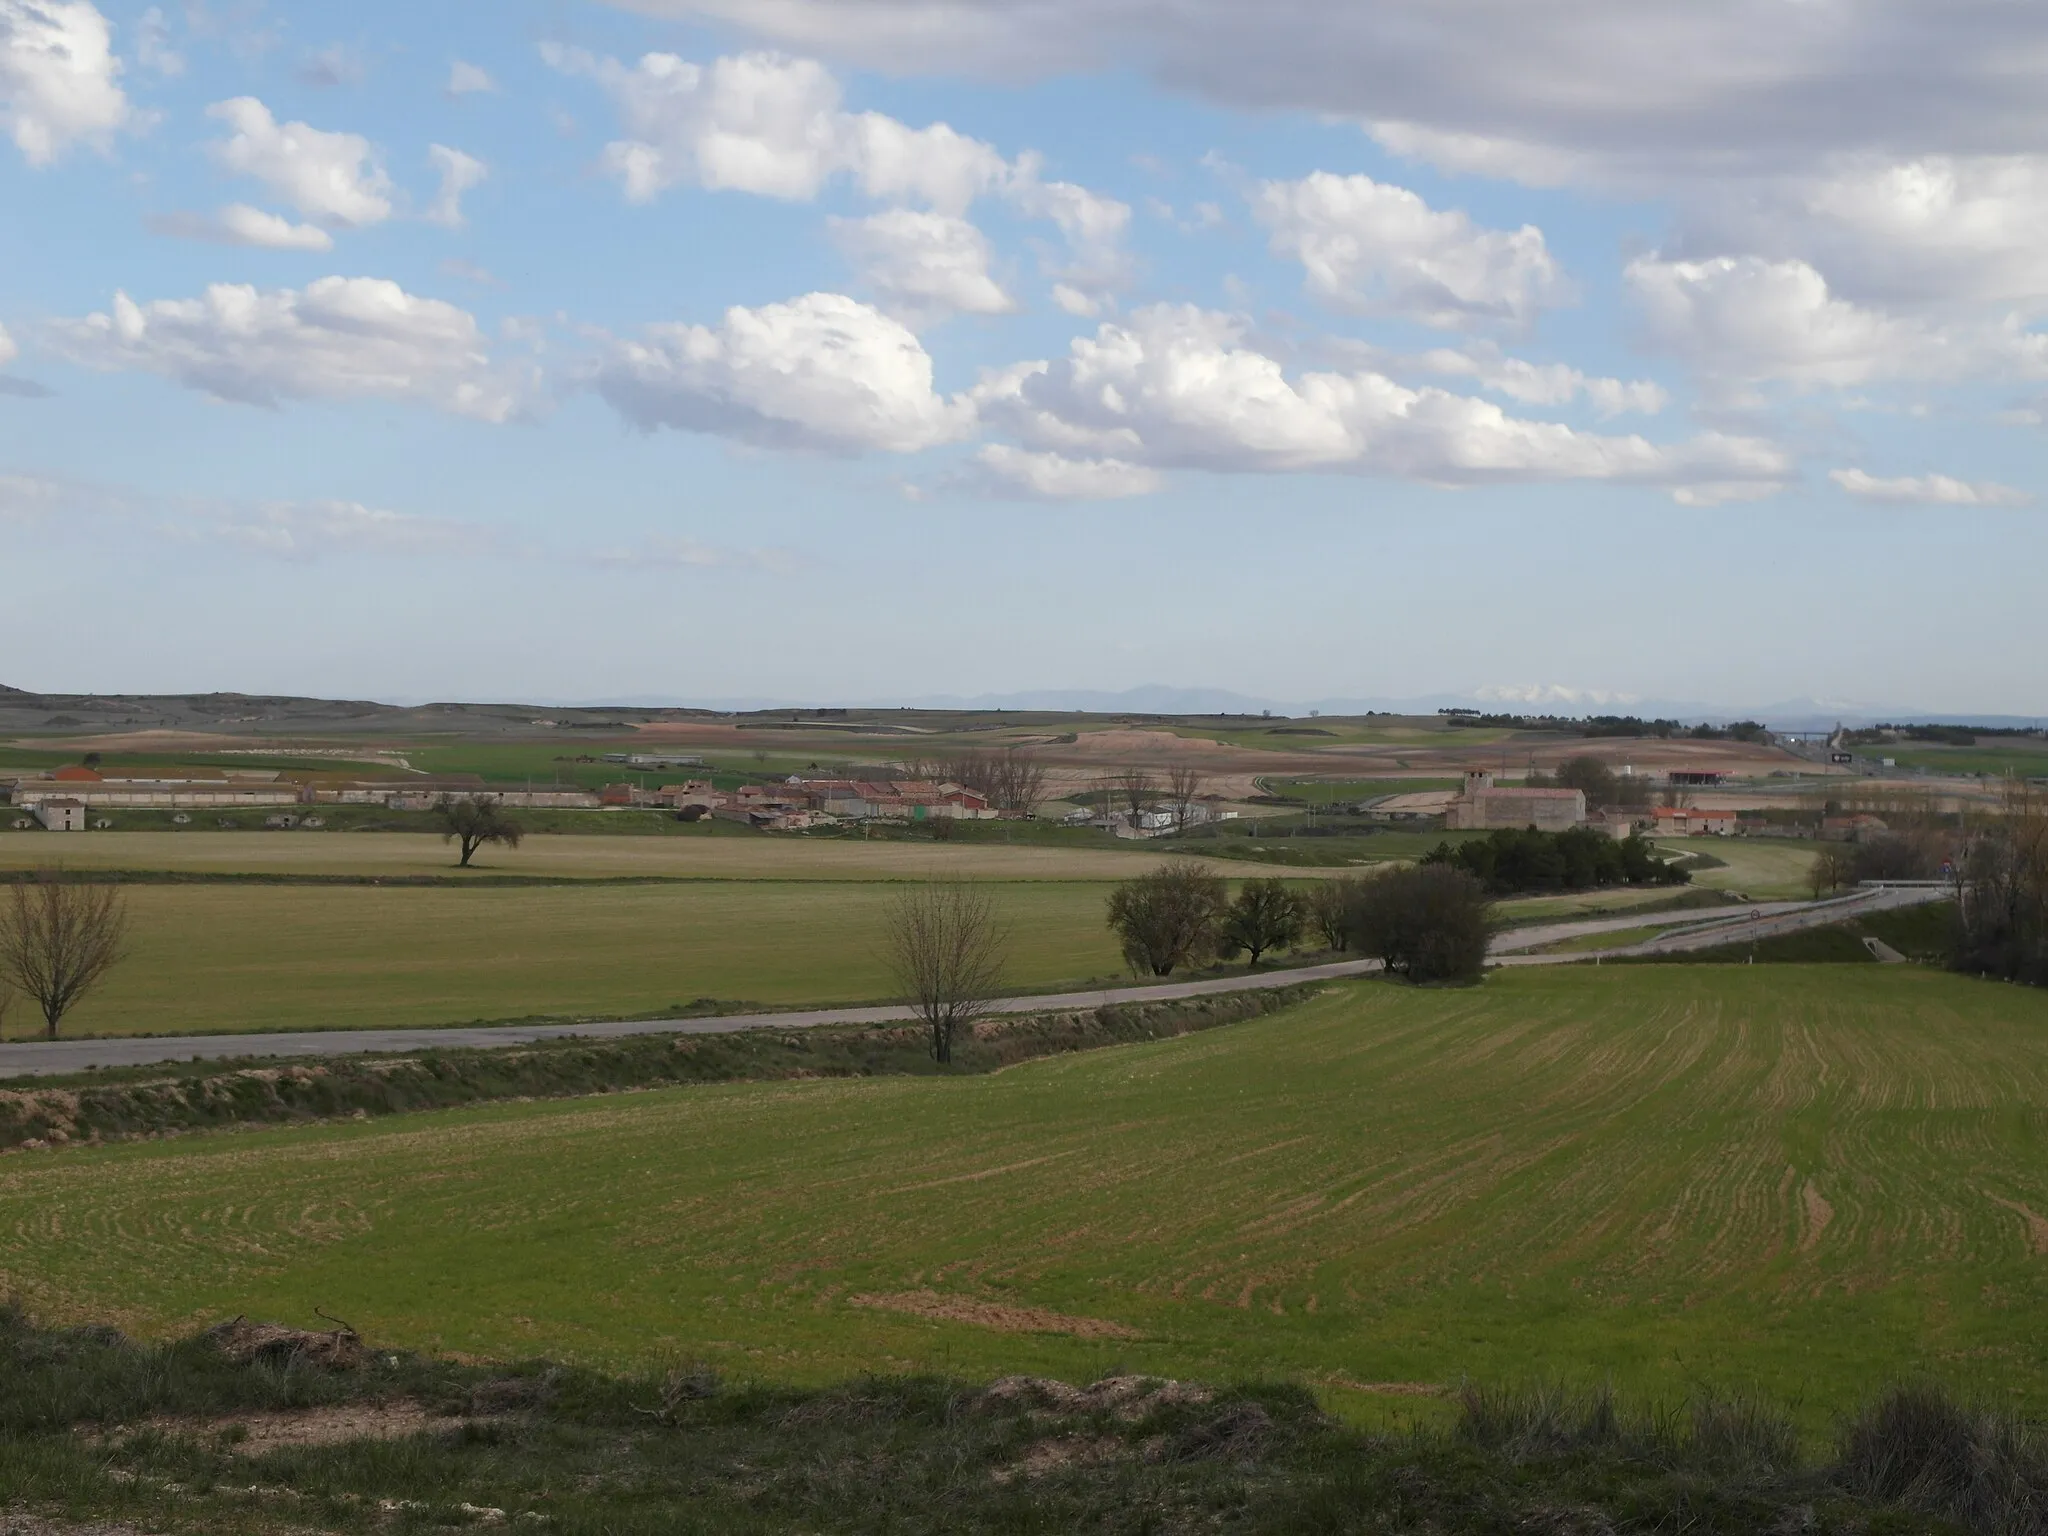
[1525,755,1654,809]
[900,747,1053,817]
[1954,785,2048,984]
[1096,765,1205,831]
[1104,860,1492,983]
[1423,827,1687,894]
[1806,828,1953,898]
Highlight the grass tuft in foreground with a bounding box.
[2,1309,2041,1533]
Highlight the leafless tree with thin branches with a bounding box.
[1109,768,1158,832]
[1164,763,1204,833]
[883,880,1010,1064]
[899,747,1051,816]
[0,875,130,1040]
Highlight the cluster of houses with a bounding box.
[0,764,997,834]
[642,777,998,831]
[4,761,1895,846]
[1441,771,1792,841]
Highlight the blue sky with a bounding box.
[4,0,2046,713]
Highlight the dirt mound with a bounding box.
[979,1374,1212,1421]
[160,1403,440,1454]
[991,1433,1125,1484]
[204,1314,363,1370]
[1146,1400,1275,1462]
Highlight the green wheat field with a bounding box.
[3,965,2045,1426]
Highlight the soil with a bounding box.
[850,1291,1141,1339]
[104,1402,449,1454]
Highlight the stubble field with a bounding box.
[0,830,1192,882]
[4,965,2044,1426]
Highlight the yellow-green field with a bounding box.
[5,966,2045,1422]
[1655,836,1819,899]
[20,881,1135,1037]
[0,830,1195,882]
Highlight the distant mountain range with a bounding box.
[4,682,2041,735]
[576,686,2046,733]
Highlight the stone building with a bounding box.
[1444,771,1586,832]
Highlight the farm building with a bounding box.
[1444,772,1586,831]
[791,779,996,821]
[1585,808,1644,839]
[1652,807,1738,836]
[34,799,86,831]
[10,777,301,810]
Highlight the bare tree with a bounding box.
[899,747,1050,817]
[1955,780,2048,984]
[989,747,1050,818]
[1808,844,1854,900]
[433,795,524,868]
[0,876,130,1040]
[1108,768,1158,832]
[1164,763,1204,833]
[884,880,1009,1064]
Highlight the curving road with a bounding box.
[0,886,1952,1079]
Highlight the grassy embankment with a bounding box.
[0,989,1315,1149]
[3,966,2045,1428]
[4,1305,2040,1535]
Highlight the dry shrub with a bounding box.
[1836,1385,2048,1534]
[205,1314,362,1371]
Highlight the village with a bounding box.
[4,753,1906,847]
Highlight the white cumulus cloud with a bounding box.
[0,0,128,165]
[206,96,393,227]
[446,60,495,96]
[1681,156,2048,314]
[425,144,486,227]
[0,320,15,367]
[546,44,1131,301]
[975,304,1785,499]
[1627,253,2048,389]
[46,277,534,421]
[829,209,1012,323]
[971,443,1161,500]
[1009,169,1133,296]
[1389,342,1666,417]
[151,203,335,251]
[1254,171,1567,329]
[592,291,976,454]
[1829,468,2030,507]
[545,45,1012,212]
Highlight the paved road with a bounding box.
[1496,885,1949,967]
[0,958,1387,1078]
[0,887,1954,1079]
[1490,900,1820,954]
